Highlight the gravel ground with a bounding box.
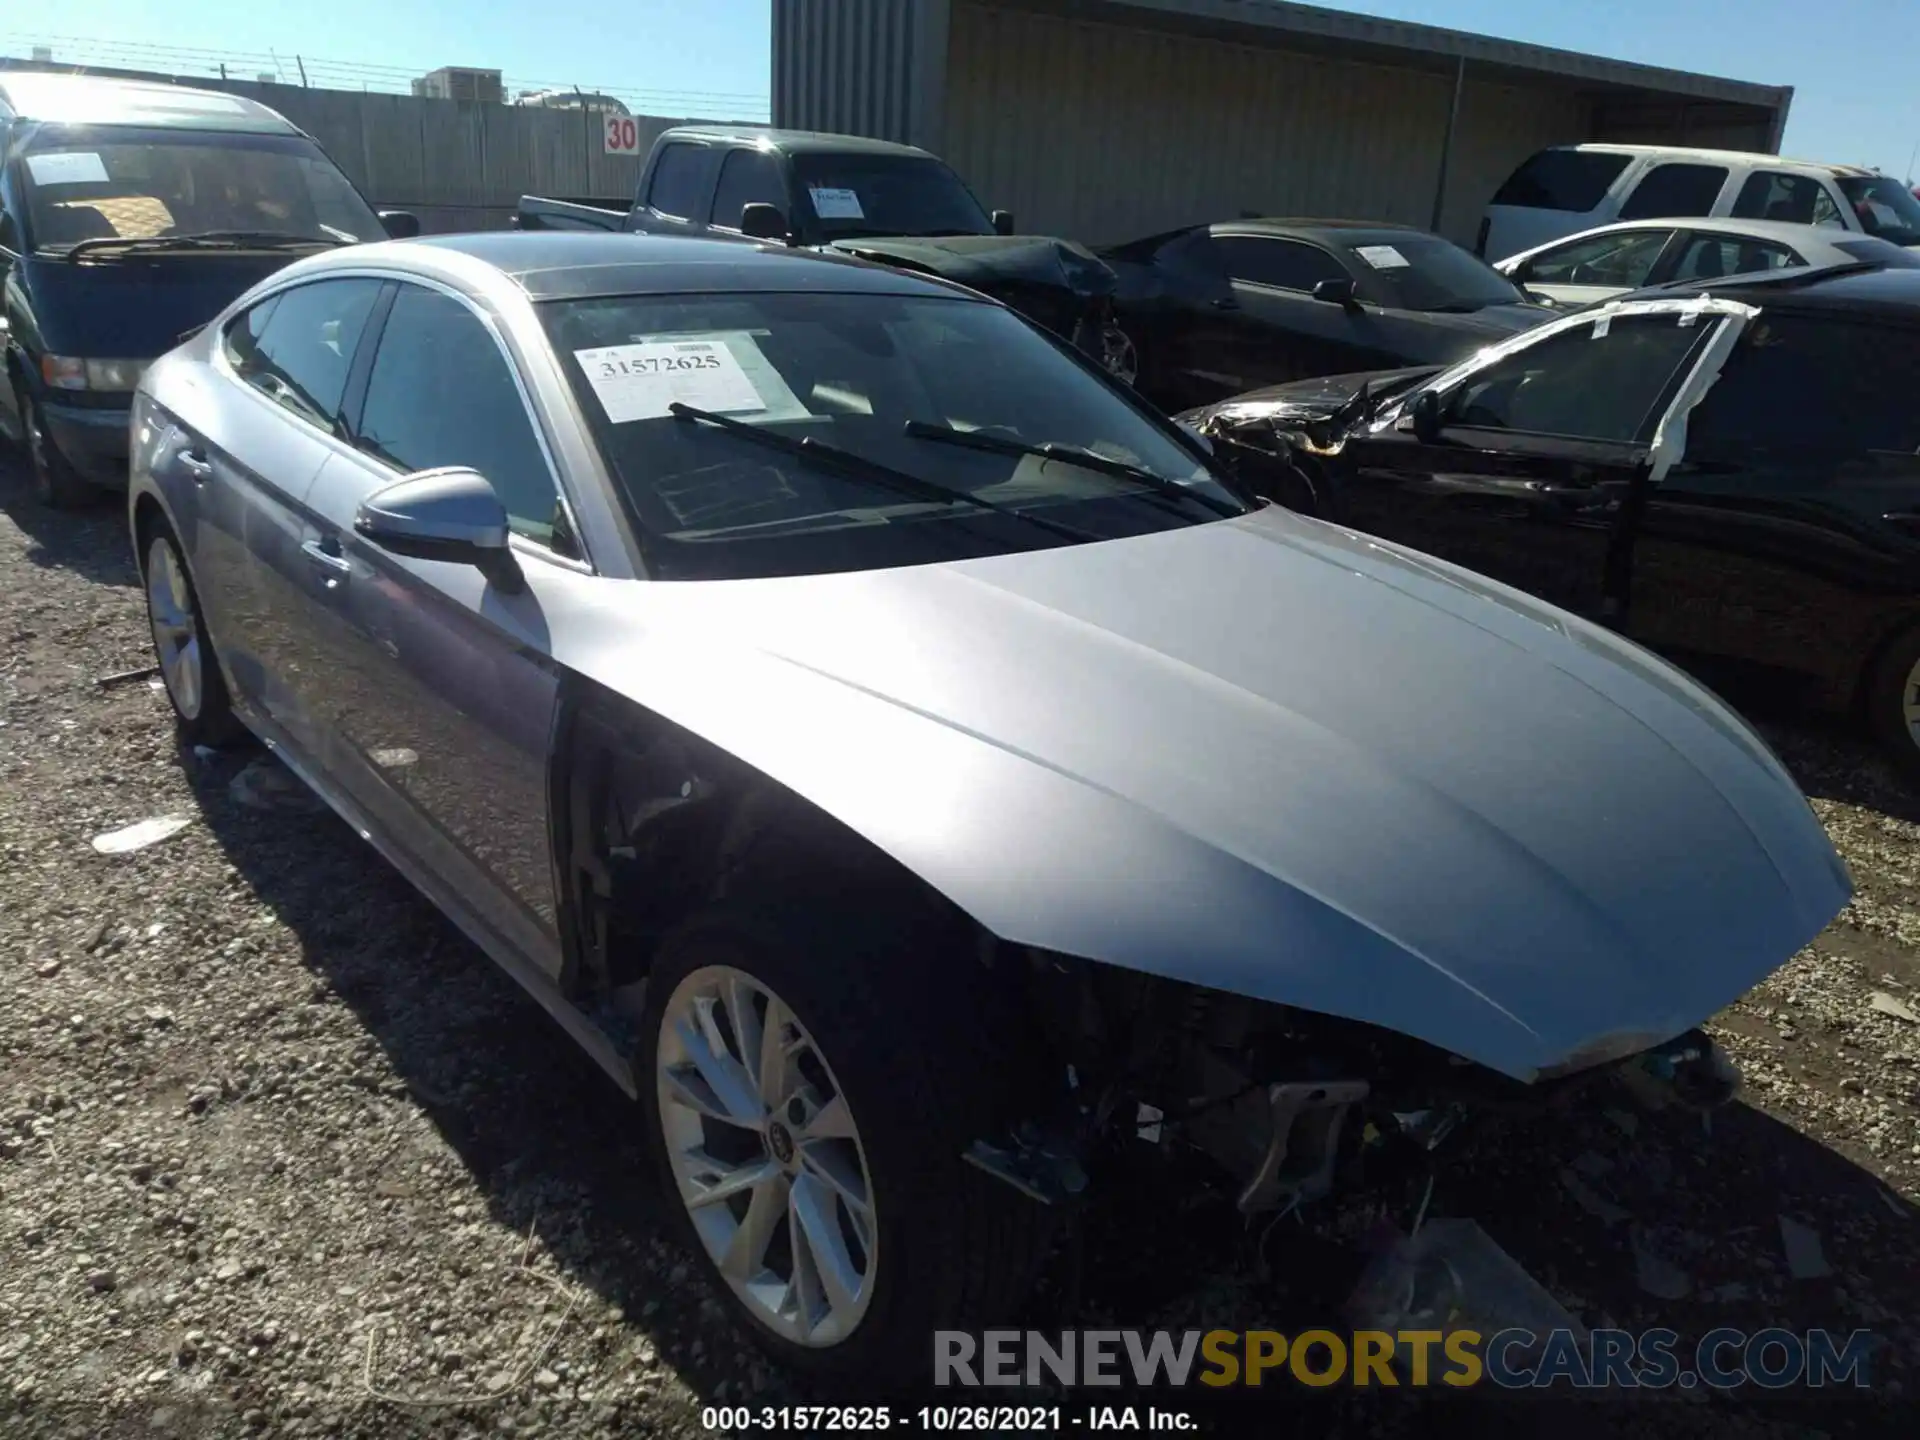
[2,449,1917,1438]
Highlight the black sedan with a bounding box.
[1180,261,1920,781]
[1103,220,1552,412]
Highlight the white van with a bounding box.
[1477,144,1920,262]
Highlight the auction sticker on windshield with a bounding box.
[1354,244,1410,270]
[574,339,767,423]
[26,152,111,185]
[809,186,865,219]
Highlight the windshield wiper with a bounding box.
[667,404,1102,542]
[63,230,344,259]
[902,420,1243,518]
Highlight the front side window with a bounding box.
[788,153,993,240]
[357,286,565,546]
[1618,164,1729,221]
[20,128,381,251]
[1686,313,1920,457]
[1524,229,1672,288]
[225,279,382,429]
[1731,171,1839,227]
[709,148,786,230]
[1835,175,1920,247]
[542,290,1240,581]
[645,143,710,220]
[1437,313,1711,443]
[1668,235,1800,282]
[1212,236,1347,293]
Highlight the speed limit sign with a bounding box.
[604,114,640,155]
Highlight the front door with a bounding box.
[298,280,586,975]
[1329,306,1730,623]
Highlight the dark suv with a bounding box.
[0,70,413,507]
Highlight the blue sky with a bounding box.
[5,0,1916,177]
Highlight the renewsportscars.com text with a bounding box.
[934,1328,1877,1390]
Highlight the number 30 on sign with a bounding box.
[604,114,640,155]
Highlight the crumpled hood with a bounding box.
[21,252,300,358]
[556,507,1849,1082]
[1179,366,1440,433]
[824,233,1118,298]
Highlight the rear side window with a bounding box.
[1686,314,1920,456]
[1491,149,1632,212]
[223,279,383,430]
[708,148,785,230]
[1668,235,1800,282]
[1212,236,1347,292]
[646,143,709,220]
[1731,171,1845,228]
[1618,164,1729,221]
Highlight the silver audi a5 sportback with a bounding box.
[129,231,1850,1383]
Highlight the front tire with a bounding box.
[638,902,1052,1387]
[16,383,98,511]
[142,525,245,748]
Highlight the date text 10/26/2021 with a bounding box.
[700,1406,1195,1432]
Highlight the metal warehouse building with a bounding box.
[770,0,1793,245]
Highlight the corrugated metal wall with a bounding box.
[771,0,947,148]
[204,79,680,231]
[941,1,1590,246]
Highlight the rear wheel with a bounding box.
[638,902,1053,1386]
[16,383,97,510]
[142,525,246,748]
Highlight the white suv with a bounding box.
[1477,144,1920,262]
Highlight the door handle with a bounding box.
[300,538,352,584]
[179,450,213,482]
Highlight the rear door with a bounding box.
[159,276,386,751]
[1631,309,1920,706]
[1331,308,1726,621]
[297,278,582,974]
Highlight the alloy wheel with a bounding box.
[1904,654,1920,751]
[146,537,204,721]
[655,964,877,1347]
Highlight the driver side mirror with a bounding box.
[740,202,793,244]
[1311,277,1360,309]
[1407,388,1444,444]
[991,209,1016,236]
[354,466,523,591]
[379,210,421,239]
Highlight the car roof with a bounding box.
[1624,261,1920,315]
[0,70,301,134]
[659,125,935,160]
[1210,219,1437,246]
[402,230,992,302]
[1506,216,1875,261]
[1534,142,1876,179]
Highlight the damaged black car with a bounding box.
[517,125,1136,382]
[1182,260,1920,782]
[1103,219,1552,412]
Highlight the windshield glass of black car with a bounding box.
[1346,235,1529,312]
[542,290,1237,580]
[789,154,994,238]
[22,129,382,252]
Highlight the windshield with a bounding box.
[1339,235,1528,312]
[790,153,994,239]
[20,128,382,253]
[1836,176,1920,247]
[542,290,1241,581]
